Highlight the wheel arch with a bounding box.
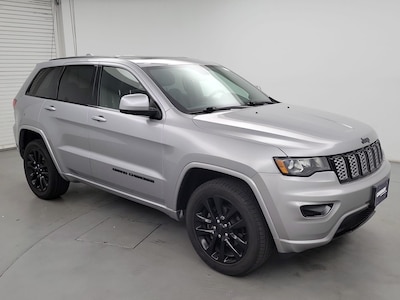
[19,128,42,157]
[18,126,66,180]
[175,163,281,250]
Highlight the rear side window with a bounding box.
[26,67,63,99]
[58,65,95,105]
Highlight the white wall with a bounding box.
[59,0,400,161]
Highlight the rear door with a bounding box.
[38,65,96,178]
[87,66,165,204]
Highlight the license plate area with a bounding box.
[372,178,390,207]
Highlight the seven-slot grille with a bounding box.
[329,140,384,183]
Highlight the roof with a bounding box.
[50,55,216,67]
[127,56,214,67]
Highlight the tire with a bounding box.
[186,178,273,276]
[23,139,69,200]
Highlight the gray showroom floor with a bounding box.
[0,149,399,300]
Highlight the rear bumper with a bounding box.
[255,160,391,253]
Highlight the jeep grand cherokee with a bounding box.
[13,56,391,275]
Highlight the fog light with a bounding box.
[300,204,333,217]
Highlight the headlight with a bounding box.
[274,157,331,177]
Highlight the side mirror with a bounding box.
[119,94,161,119]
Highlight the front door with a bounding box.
[87,66,165,204]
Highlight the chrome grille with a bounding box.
[330,140,384,183]
[357,150,369,175]
[348,154,359,178]
[367,148,375,171]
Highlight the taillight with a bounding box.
[12,98,17,109]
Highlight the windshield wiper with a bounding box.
[192,102,272,114]
[194,106,246,114]
[245,101,271,106]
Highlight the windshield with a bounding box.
[143,64,273,113]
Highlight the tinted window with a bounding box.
[58,65,95,105]
[99,67,146,109]
[26,67,63,99]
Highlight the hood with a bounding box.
[193,103,377,157]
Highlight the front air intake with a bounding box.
[300,204,333,217]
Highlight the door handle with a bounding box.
[91,115,107,122]
[44,105,56,111]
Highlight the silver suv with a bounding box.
[13,56,391,276]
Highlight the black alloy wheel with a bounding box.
[25,145,49,192]
[194,195,248,264]
[186,178,273,276]
[23,140,69,200]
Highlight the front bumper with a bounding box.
[254,160,391,253]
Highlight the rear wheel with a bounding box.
[23,139,69,200]
[186,178,273,276]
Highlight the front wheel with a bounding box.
[186,178,273,276]
[23,139,69,200]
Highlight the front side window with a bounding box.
[99,67,146,109]
[58,65,95,105]
[143,65,272,113]
[26,67,63,99]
